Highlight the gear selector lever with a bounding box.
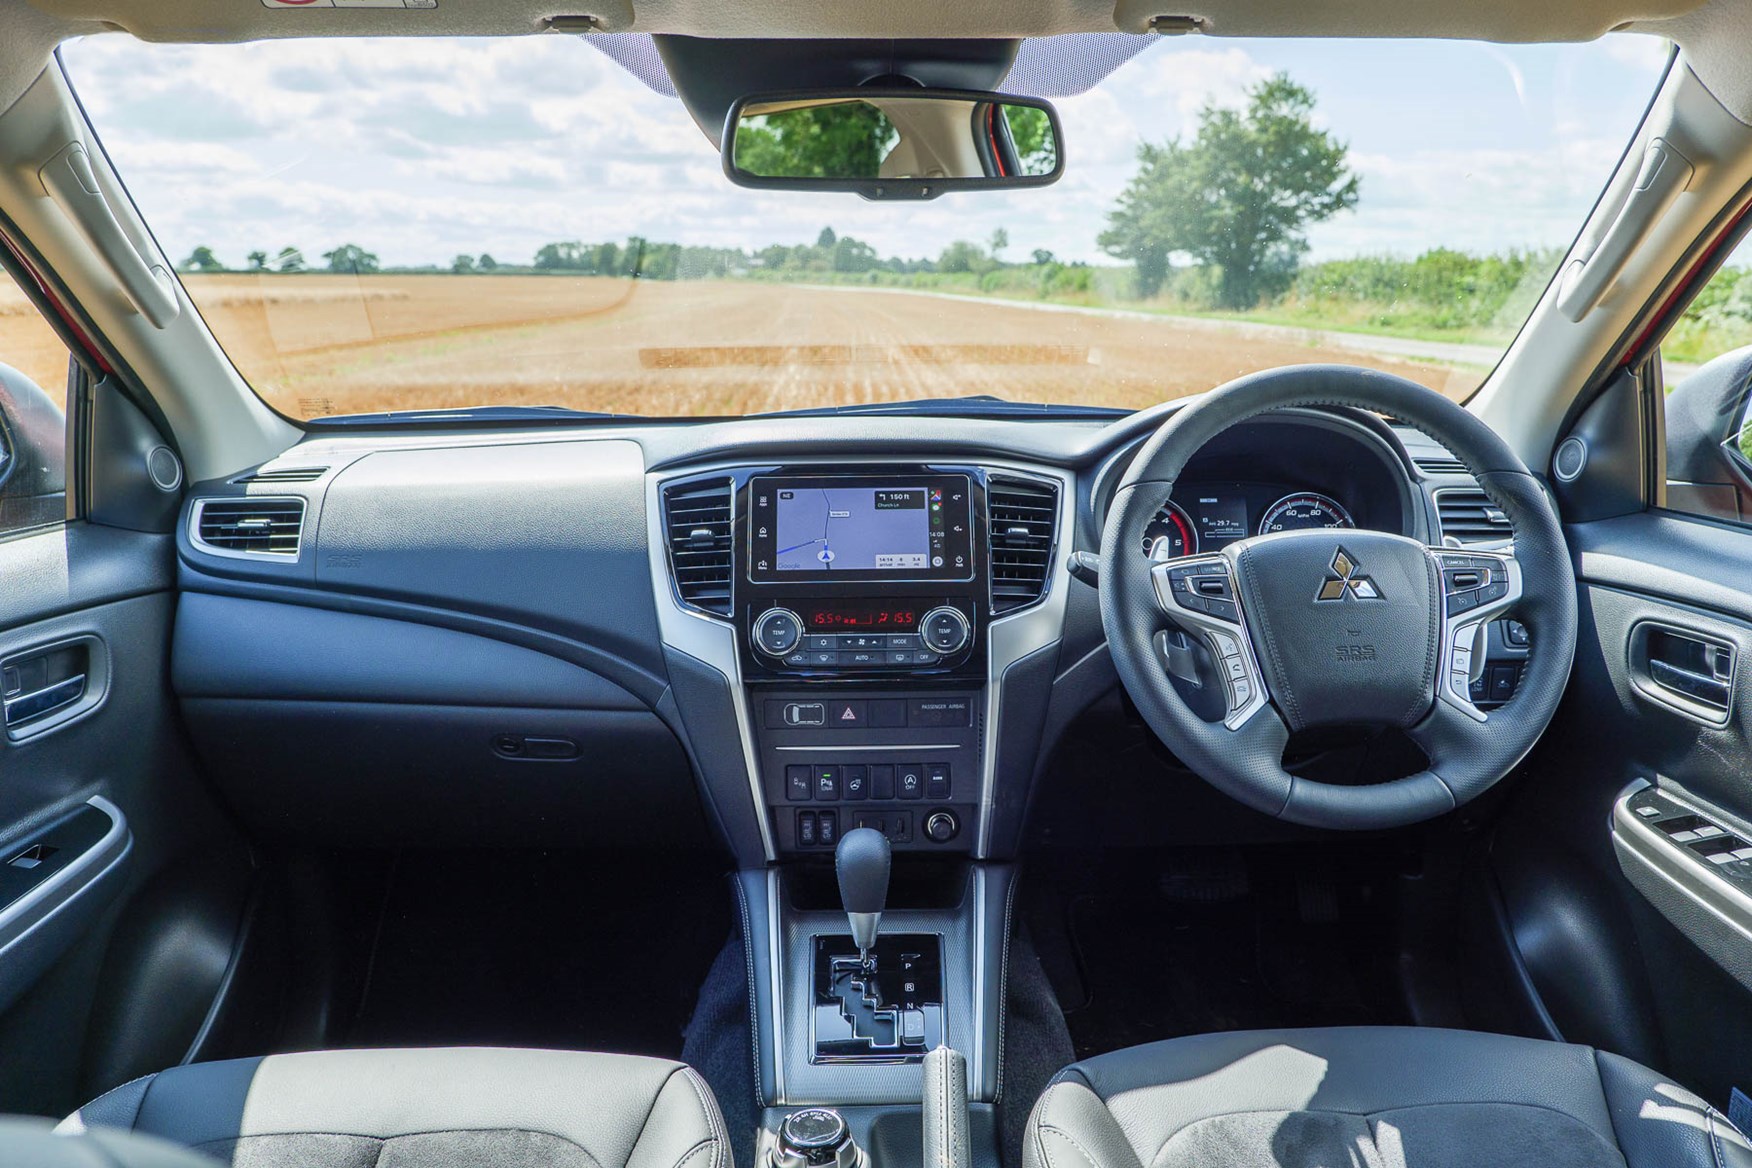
[835,827,891,969]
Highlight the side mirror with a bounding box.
[1665,345,1752,522]
[722,88,1063,201]
[0,362,67,532]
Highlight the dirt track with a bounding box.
[2,274,1481,419]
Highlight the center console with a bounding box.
[652,457,1070,1133]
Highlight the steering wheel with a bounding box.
[1100,365,1578,830]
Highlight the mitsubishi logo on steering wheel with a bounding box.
[1316,548,1383,601]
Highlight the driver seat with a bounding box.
[1024,1027,1750,1168]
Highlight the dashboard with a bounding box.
[166,401,1521,869]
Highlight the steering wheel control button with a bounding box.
[920,607,972,655]
[754,608,805,656]
[1211,630,1241,658]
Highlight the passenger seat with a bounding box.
[59,1047,728,1168]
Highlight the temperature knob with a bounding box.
[919,607,972,656]
[753,608,804,657]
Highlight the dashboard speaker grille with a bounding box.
[1435,487,1513,545]
[195,497,305,555]
[663,477,735,616]
[988,475,1059,613]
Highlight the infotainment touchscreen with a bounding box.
[747,474,975,582]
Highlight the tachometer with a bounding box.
[1259,492,1355,535]
[1142,502,1197,561]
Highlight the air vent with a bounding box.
[663,477,734,616]
[193,497,306,556]
[1413,455,1467,476]
[988,475,1059,614]
[231,465,328,484]
[1435,488,1513,545]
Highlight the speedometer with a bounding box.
[1141,502,1197,561]
[1258,492,1355,535]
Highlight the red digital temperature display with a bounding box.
[803,605,920,630]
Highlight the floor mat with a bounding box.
[343,851,731,1057]
[1026,847,1400,1061]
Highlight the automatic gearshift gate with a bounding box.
[810,933,943,1063]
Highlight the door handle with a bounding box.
[1628,621,1736,724]
[0,636,104,739]
[2,674,86,728]
[1647,658,1730,708]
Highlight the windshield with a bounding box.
[57,33,1668,420]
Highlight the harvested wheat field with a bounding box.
[3,273,1483,418]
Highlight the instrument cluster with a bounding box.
[1143,482,1359,562]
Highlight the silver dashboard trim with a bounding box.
[978,465,1075,857]
[774,743,963,753]
[187,496,307,562]
[646,471,777,860]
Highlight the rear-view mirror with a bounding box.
[723,88,1063,200]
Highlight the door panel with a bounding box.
[1488,509,1752,1105]
[0,522,245,1116]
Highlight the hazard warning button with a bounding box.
[829,700,867,727]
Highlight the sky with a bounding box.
[58,30,1673,271]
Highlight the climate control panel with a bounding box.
[745,599,978,675]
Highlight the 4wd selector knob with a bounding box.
[919,607,972,655]
[753,608,804,656]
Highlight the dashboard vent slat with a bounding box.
[231,466,329,484]
[1435,488,1513,545]
[662,477,734,617]
[194,498,306,556]
[988,475,1059,614]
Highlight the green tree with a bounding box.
[817,226,837,248]
[1003,105,1056,175]
[321,244,379,274]
[734,105,897,179]
[274,247,305,273]
[246,250,269,271]
[938,240,992,275]
[1099,73,1358,307]
[451,254,476,274]
[180,245,223,273]
[988,228,1009,262]
[1031,249,1056,266]
[477,254,498,271]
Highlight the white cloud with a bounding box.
[58,31,1668,272]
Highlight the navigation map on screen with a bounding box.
[773,487,932,572]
